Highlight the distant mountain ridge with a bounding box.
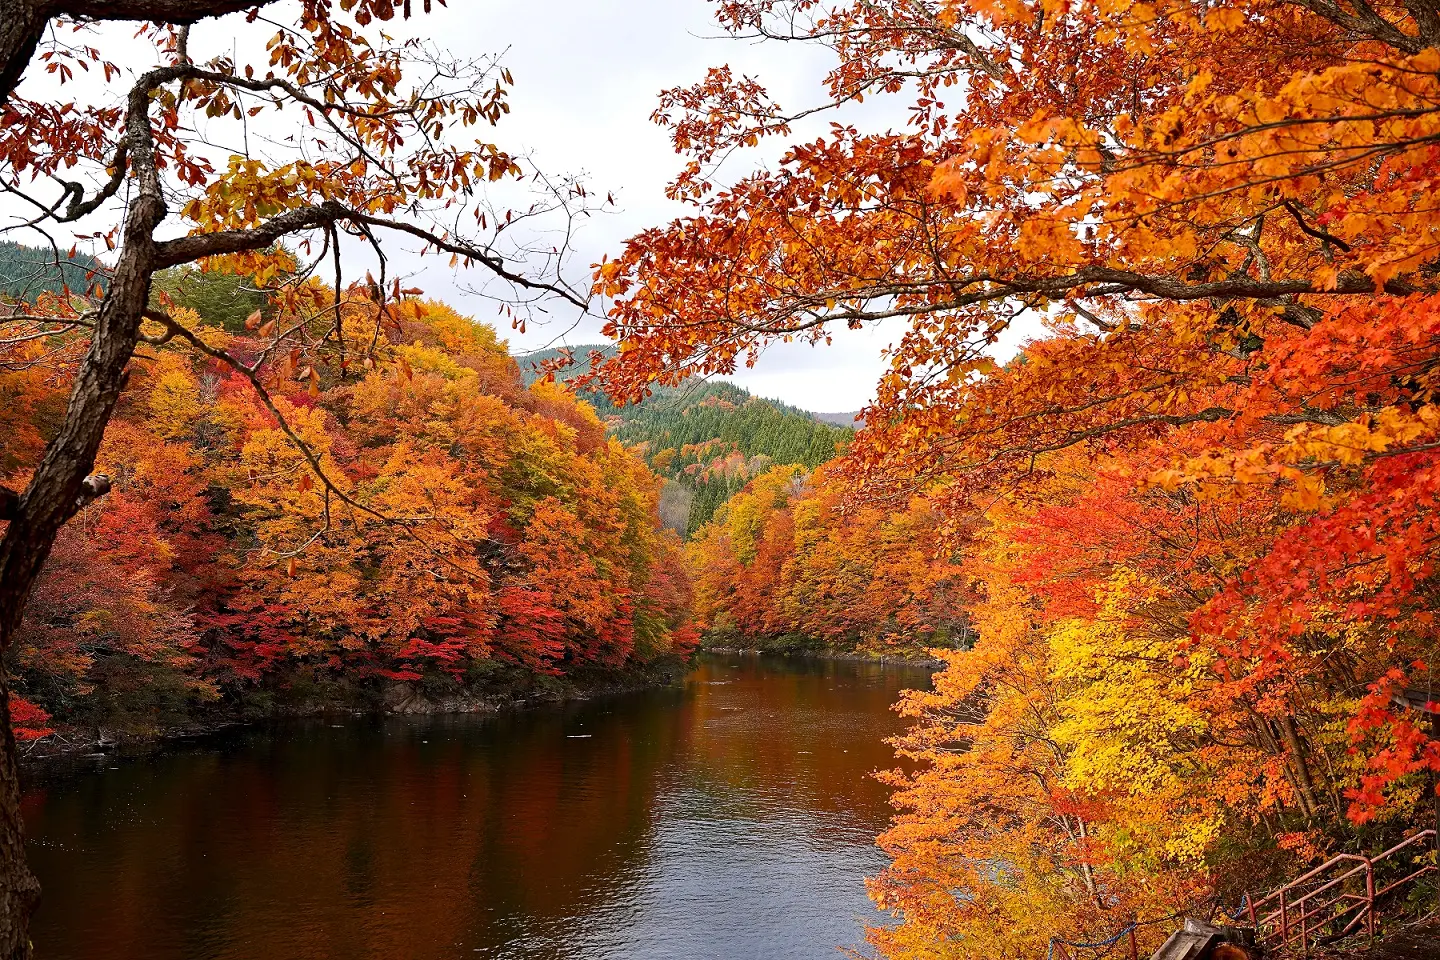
[515,344,853,535]
[514,344,845,427]
[0,241,105,301]
[812,410,864,428]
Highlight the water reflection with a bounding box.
[24,653,931,960]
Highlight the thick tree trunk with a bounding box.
[0,71,165,949]
[0,671,37,960]
[0,0,47,106]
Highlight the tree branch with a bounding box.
[56,0,276,24]
[152,201,349,266]
[57,141,128,223]
[1280,199,1353,254]
[153,201,590,310]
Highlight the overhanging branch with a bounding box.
[154,201,590,310]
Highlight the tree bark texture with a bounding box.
[0,0,49,106]
[0,49,169,954]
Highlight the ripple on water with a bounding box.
[24,653,930,960]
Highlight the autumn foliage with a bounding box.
[685,464,971,657]
[594,0,1440,953]
[0,0,617,950]
[0,290,695,735]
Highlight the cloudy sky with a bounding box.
[6,1,998,412]
[403,0,910,408]
[386,0,904,411]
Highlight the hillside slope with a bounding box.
[0,241,105,301]
[517,345,852,534]
[3,304,696,740]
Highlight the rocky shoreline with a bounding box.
[19,658,689,764]
[701,645,945,670]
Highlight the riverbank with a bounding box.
[24,651,920,960]
[20,655,690,763]
[702,643,945,670]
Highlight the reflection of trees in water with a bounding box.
[25,702,687,959]
[677,655,928,828]
[22,654,930,960]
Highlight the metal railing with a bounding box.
[1044,830,1436,960]
[1239,830,1437,956]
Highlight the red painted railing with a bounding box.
[1045,830,1436,960]
[1241,830,1437,956]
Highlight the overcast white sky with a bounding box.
[5,1,1034,411]
[390,0,902,411]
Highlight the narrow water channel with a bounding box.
[23,653,932,960]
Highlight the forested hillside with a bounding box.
[0,241,104,301]
[2,242,273,333]
[686,465,970,658]
[516,345,620,415]
[518,345,851,533]
[1,282,695,742]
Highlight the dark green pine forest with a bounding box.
[0,241,105,301]
[518,346,852,535]
[2,243,269,335]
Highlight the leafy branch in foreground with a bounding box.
[0,4,600,954]
[600,0,1440,955]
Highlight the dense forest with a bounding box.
[1,276,695,742]
[519,346,851,533]
[519,349,935,653]
[0,242,104,301]
[685,465,971,658]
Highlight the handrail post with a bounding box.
[1299,885,1309,958]
[1366,858,1376,939]
[1128,925,1138,960]
[1244,828,1440,954]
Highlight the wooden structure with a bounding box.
[1147,920,1255,960]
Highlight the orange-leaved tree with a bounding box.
[685,464,971,655]
[0,3,592,953]
[596,0,1440,954]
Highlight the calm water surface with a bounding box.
[23,653,932,960]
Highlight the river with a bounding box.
[22,652,933,960]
